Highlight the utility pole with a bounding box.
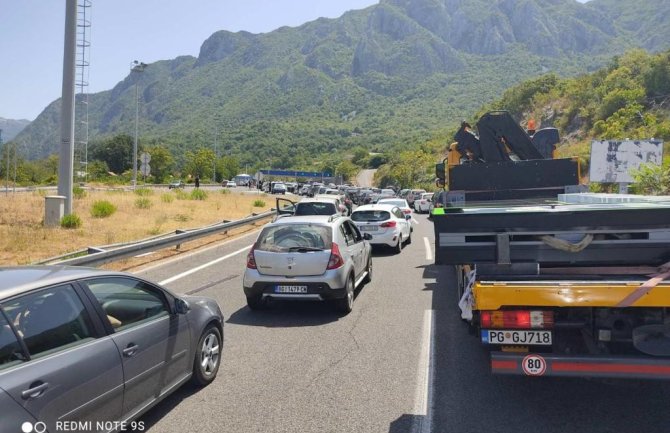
[13,142,17,193]
[213,126,218,183]
[1,129,7,195]
[130,60,147,189]
[58,0,78,215]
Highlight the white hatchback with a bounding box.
[350,204,412,253]
[413,193,434,213]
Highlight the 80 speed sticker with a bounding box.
[522,354,547,376]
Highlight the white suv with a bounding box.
[243,215,373,314]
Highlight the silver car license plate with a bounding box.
[360,225,377,231]
[275,285,308,294]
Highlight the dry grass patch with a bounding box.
[0,188,273,265]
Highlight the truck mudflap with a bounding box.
[491,352,670,379]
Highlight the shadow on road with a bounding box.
[226,301,345,328]
[139,383,201,430]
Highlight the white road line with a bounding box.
[138,229,261,274]
[412,309,435,433]
[423,237,433,261]
[412,218,419,225]
[159,244,251,285]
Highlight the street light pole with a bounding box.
[130,60,147,189]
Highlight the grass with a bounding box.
[0,186,273,265]
[91,200,117,218]
[135,197,153,209]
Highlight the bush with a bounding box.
[91,200,117,218]
[60,213,82,229]
[161,193,174,203]
[134,188,152,197]
[252,199,266,207]
[220,188,230,195]
[175,189,189,200]
[73,186,87,199]
[190,189,208,201]
[135,197,152,209]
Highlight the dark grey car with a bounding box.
[0,266,223,432]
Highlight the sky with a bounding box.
[0,0,380,121]
[0,0,591,122]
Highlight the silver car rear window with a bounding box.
[351,210,390,222]
[256,224,332,252]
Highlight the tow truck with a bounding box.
[431,112,670,379]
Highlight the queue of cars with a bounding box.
[0,181,432,428]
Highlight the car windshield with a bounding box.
[378,199,406,207]
[295,202,337,215]
[255,224,332,252]
[351,210,391,222]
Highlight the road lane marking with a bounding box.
[159,244,251,285]
[423,237,433,261]
[413,309,435,433]
[412,218,419,225]
[138,230,260,274]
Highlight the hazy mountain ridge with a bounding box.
[0,118,31,142]
[13,0,670,164]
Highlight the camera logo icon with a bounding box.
[21,422,47,433]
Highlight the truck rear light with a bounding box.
[246,247,257,269]
[480,310,554,329]
[380,220,397,228]
[327,243,345,269]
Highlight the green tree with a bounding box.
[184,148,216,180]
[219,155,240,181]
[144,145,175,183]
[90,134,133,174]
[335,160,358,181]
[631,161,670,195]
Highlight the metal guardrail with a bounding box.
[50,210,274,267]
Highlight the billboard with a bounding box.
[589,140,663,183]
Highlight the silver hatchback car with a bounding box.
[0,266,223,431]
[243,215,373,314]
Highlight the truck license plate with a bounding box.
[275,285,308,294]
[482,330,552,346]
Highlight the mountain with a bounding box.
[0,118,31,142]
[12,0,670,167]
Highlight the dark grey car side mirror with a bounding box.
[363,233,373,241]
[175,298,190,314]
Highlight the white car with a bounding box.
[377,198,413,218]
[276,197,347,218]
[226,181,237,188]
[350,203,412,253]
[413,193,434,213]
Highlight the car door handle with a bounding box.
[21,382,49,400]
[122,344,139,357]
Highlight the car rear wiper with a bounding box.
[287,246,325,252]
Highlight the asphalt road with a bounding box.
[131,213,670,433]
